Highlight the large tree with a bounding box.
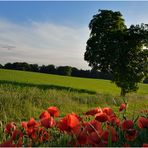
[84,10,148,96]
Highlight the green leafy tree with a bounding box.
[57,66,72,76]
[29,64,39,72]
[0,64,3,69]
[84,10,148,96]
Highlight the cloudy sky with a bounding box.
[0,1,148,69]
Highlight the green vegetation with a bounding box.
[0,69,147,95]
[0,69,147,123]
[0,82,148,123]
[85,10,148,96]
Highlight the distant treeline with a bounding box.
[0,62,147,83]
[0,62,113,80]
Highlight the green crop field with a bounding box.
[0,69,148,95]
[0,69,148,123]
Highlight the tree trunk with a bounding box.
[120,88,126,97]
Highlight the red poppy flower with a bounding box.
[85,108,102,116]
[39,110,51,119]
[102,107,114,116]
[119,103,126,111]
[25,118,40,137]
[87,131,101,146]
[101,127,118,144]
[5,122,16,134]
[47,106,59,117]
[0,139,16,147]
[57,118,69,132]
[124,129,138,141]
[38,128,50,142]
[57,113,80,132]
[95,113,108,122]
[137,117,148,129]
[90,120,102,135]
[11,130,23,147]
[71,124,82,137]
[71,112,82,121]
[142,143,148,147]
[67,114,80,128]
[21,121,27,129]
[75,130,88,146]
[121,120,134,130]
[27,118,39,128]
[74,121,102,146]
[11,129,23,140]
[109,116,120,126]
[82,120,102,136]
[30,132,37,140]
[40,117,55,128]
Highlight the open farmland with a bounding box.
[0,69,148,122]
[0,69,148,95]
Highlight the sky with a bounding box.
[0,1,148,69]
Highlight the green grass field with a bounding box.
[0,69,148,95]
[0,69,148,123]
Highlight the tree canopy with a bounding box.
[84,10,148,96]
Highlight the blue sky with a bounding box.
[0,1,148,69]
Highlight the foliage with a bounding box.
[84,9,148,96]
[39,64,56,74]
[144,77,148,84]
[57,66,72,76]
[29,64,39,72]
[4,62,31,71]
[0,104,148,147]
[1,62,112,80]
[0,64,3,69]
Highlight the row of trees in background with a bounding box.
[0,62,147,83]
[0,62,113,80]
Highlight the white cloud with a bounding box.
[0,19,90,69]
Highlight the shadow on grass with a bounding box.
[0,80,96,94]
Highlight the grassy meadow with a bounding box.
[0,69,148,123]
[0,69,148,95]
